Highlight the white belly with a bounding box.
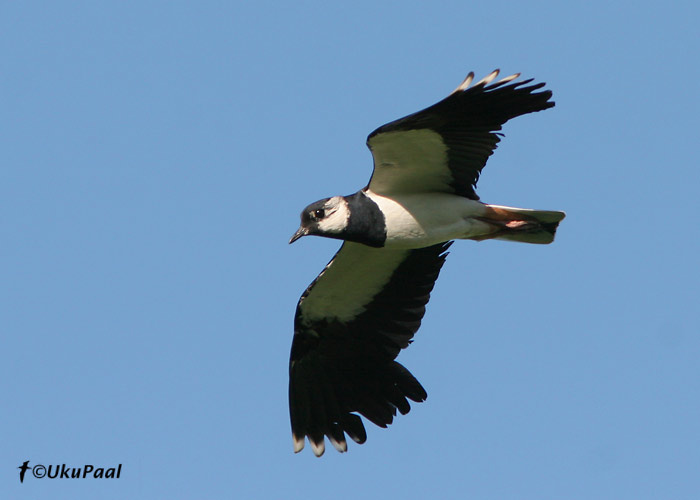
[365,190,493,248]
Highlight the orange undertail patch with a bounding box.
[475,205,566,244]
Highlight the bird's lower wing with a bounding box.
[290,241,452,456]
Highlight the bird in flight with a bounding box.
[288,69,565,456]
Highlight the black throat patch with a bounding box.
[343,191,387,247]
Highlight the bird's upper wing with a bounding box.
[289,241,452,456]
[366,70,554,200]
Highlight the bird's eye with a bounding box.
[313,209,325,219]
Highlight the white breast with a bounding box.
[365,190,493,248]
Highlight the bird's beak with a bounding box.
[289,227,308,244]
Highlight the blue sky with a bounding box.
[3,1,699,498]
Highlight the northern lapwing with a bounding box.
[288,70,565,456]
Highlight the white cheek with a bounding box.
[318,203,350,233]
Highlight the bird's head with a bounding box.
[289,196,349,244]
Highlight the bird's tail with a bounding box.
[476,205,566,244]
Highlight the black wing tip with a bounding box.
[367,69,554,142]
[290,359,429,456]
[292,413,368,456]
[448,69,554,111]
[457,69,550,92]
